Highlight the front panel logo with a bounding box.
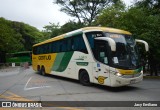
[95,76,107,84]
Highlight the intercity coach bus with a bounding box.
[32,27,148,87]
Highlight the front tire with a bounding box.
[79,70,90,86]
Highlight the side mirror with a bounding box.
[135,39,149,52]
[95,37,116,51]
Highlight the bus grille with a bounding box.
[121,73,141,78]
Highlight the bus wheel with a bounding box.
[37,65,41,74]
[79,70,90,86]
[41,66,46,76]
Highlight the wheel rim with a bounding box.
[82,74,89,83]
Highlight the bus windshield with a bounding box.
[105,33,141,69]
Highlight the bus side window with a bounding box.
[87,35,94,49]
[33,47,37,55]
[48,43,52,53]
[43,44,47,54]
[56,41,61,53]
[67,39,72,51]
[43,44,49,54]
[78,36,88,53]
[52,42,57,53]
[52,41,62,53]
[73,37,78,51]
[38,46,43,54]
[71,38,74,50]
[61,40,67,52]
[70,34,88,54]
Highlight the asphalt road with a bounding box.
[0,66,160,110]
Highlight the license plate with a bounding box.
[130,79,136,84]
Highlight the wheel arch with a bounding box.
[78,68,92,82]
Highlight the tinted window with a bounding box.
[61,40,67,52]
[72,34,88,53]
[33,34,88,54]
[86,31,110,64]
[86,31,104,49]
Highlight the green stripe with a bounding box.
[52,53,65,71]
[76,62,88,66]
[52,52,74,72]
[134,67,143,74]
[74,58,84,61]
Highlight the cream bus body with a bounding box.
[32,27,148,87]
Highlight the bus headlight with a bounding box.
[140,70,143,74]
[115,72,123,77]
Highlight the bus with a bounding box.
[6,51,32,64]
[32,27,149,87]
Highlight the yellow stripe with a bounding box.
[33,27,132,47]
[117,69,135,75]
[81,27,132,35]
[0,91,30,101]
[33,34,65,47]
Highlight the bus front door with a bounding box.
[93,40,110,85]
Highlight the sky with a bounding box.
[0,0,135,30]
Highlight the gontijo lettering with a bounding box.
[38,55,51,60]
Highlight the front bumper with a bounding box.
[110,73,143,87]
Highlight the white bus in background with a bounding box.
[32,27,149,87]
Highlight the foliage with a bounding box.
[43,21,84,38]
[43,22,61,38]
[0,18,23,52]
[0,17,44,53]
[53,0,119,25]
[96,0,125,27]
[96,0,160,60]
[60,20,84,33]
[135,0,160,15]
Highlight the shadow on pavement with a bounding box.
[35,72,141,92]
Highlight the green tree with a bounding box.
[97,3,160,59]
[0,18,23,52]
[43,22,61,38]
[53,0,119,25]
[11,21,44,51]
[134,0,160,59]
[135,0,160,15]
[0,17,44,53]
[96,0,125,27]
[61,20,84,33]
[43,21,84,38]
